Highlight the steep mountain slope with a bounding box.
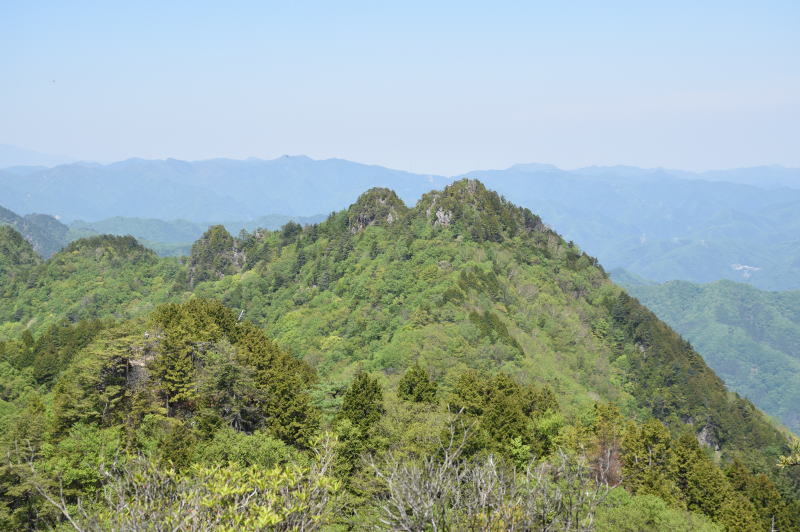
[0,204,68,258]
[0,180,797,529]
[0,180,789,458]
[199,181,791,457]
[618,276,800,435]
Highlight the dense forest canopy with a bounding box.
[0,179,797,530]
[619,276,800,435]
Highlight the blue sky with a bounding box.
[1,1,798,174]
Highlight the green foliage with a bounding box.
[0,205,67,259]
[41,423,121,498]
[623,277,800,434]
[0,226,40,278]
[150,298,238,408]
[416,178,546,243]
[28,318,110,384]
[622,420,769,530]
[188,225,243,286]
[347,187,407,232]
[622,419,682,504]
[727,458,800,531]
[397,364,437,403]
[0,234,182,337]
[595,489,722,531]
[74,444,342,530]
[193,427,297,468]
[340,372,384,432]
[779,439,800,469]
[609,290,784,455]
[151,299,319,445]
[0,180,797,529]
[449,370,559,459]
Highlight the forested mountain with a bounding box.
[0,204,68,258]
[0,180,797,530]
[617,275,800,435]
[3,157,799,289]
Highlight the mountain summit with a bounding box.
[0,180,797,529]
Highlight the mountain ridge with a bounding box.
[1,179,798,529]
[4,156,799,289]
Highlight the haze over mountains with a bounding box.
[2,155,799,289]
[0,144,74,169]
[0,156,450,221]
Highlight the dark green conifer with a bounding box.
[397,364,437,403]
[340,372,384,432]
[622,419,682,506]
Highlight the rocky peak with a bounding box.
[347,188,407,233]
[188,225,245,286]
[414,179,548,242]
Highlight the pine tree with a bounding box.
[448,369,487,415]
[397,364,437,403]
[340,372,384,432]
[590,403,625,486]
[622,419,682,506]
[335,372,386,481]
[673,433,731,520]
[726,459,796,531]
[234,321,319,447]
[150,299,237,411]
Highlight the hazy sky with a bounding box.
[2,1,798,175]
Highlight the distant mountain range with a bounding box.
[615,271,800,435]
[0,144,74,168]
[2,156,799,289]
[0,156,450,221]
